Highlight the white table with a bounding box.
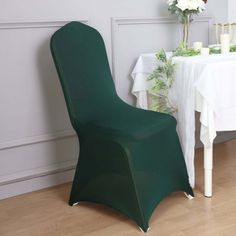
[131,53,236,197]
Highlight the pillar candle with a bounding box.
[200,47,209,56]
[193,42,203,51]
[220,34,230,54]
[215,24,219,44]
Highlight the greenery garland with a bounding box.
[148,44,236,115]
[148,49,177,114]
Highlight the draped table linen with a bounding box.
[131,52,236,188]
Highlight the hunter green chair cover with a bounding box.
[50,21,193,232]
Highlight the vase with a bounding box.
[182,14,190,48]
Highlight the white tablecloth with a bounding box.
[131,53,236,187]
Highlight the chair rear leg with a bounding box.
[69,160,81,206]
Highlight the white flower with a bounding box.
[176,0,205,11]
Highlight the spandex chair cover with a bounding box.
[50,21,193,232]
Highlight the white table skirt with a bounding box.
[131,53,236,189]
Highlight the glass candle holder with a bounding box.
[215,23,236,44]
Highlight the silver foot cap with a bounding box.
[184,192,194,200]
[138,227,150,233]
[72,202,79,206]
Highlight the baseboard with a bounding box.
[0,159,77,200]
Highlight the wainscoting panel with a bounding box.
[0,20,88,199]
[0,20,88,144]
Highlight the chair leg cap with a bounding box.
[184,192,194,200]
[72,202,79,206]
[138,226,150,233]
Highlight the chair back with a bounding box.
[51,22,117,127]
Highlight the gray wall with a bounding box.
[228,0,236,22]
[0,0,229,199]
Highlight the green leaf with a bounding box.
[173,45,200,57]
[156,49,167,63]
[147,48,176,115]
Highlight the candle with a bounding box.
[229,23,232,41]
[215,24,219,44]
[200,47,210,56]
[220,33,230,53]
[221,24,225,34]
[193,42,203,51]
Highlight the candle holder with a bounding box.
[214,23,236,44]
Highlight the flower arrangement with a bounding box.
[168,0,206,14]
[167,0,207,48]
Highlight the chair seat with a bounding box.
[85,107,176,140]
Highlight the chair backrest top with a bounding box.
[51,21,117,126]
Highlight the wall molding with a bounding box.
[0,129,76,150]
[111,16,213,86]
[0,159,76,187]
[0,159,77,200]
[0,19,89,29]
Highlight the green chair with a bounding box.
[50,21,193,232]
